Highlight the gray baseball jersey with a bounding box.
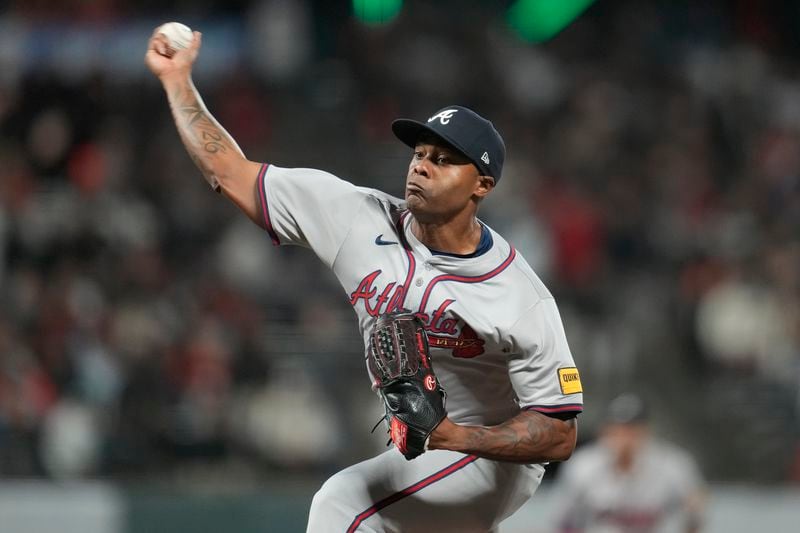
[554,439,705,533]
[256,163,583,531]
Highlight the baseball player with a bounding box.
[146,30,583,532]
[553,394,706,533]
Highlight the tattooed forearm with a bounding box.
[175,100,235,155]
[164,78,244,189]
[432,411,577,464]
[157,75,263,223]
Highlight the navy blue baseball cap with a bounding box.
[392,105,506,182]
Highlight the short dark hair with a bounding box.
[606,393,648,425]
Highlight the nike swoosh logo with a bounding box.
[375,234,398,246]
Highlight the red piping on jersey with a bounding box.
[256,163,280,246]
[524,404,583,414]
[345,454,478,532]
[417,247,517,312]
[395,248,415,312]
[395,210,416,311]
[397,210,412,251]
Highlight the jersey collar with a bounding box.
[401,212,509,274]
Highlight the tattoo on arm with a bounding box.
[201,130,227,153]
[461,411,576,463]
[176,102,233,154]
[179,105,205,126]
[166,80,243,188]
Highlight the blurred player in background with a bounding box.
[145,27,582,532]
[552,393,706,533]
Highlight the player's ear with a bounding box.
[474,175,495,199]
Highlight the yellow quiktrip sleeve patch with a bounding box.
[558,367,582,395]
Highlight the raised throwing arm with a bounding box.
[145,28,263,225]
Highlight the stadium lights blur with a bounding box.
[507,0,596,42]
[353,0,404,25]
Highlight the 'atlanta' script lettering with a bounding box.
[349,270,405,316]
[349,271,456,334]
[350,270,485,356]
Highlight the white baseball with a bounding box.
[156,22,193,56]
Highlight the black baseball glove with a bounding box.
[368,312,447,460]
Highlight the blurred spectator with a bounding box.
[552,394,707,533]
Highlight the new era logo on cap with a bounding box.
[392,105,506,182]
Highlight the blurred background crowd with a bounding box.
[0,0,799,491]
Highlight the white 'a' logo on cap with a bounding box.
[428,109,458,125]
[481,152,490,164]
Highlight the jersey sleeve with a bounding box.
[507,297,583,417]
[257,164,368,267]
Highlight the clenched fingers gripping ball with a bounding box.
[155,22,193,57]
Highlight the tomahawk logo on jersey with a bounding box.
[257,163,583,425]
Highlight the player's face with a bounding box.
[405,140,493,223]
[602,423,649,460]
